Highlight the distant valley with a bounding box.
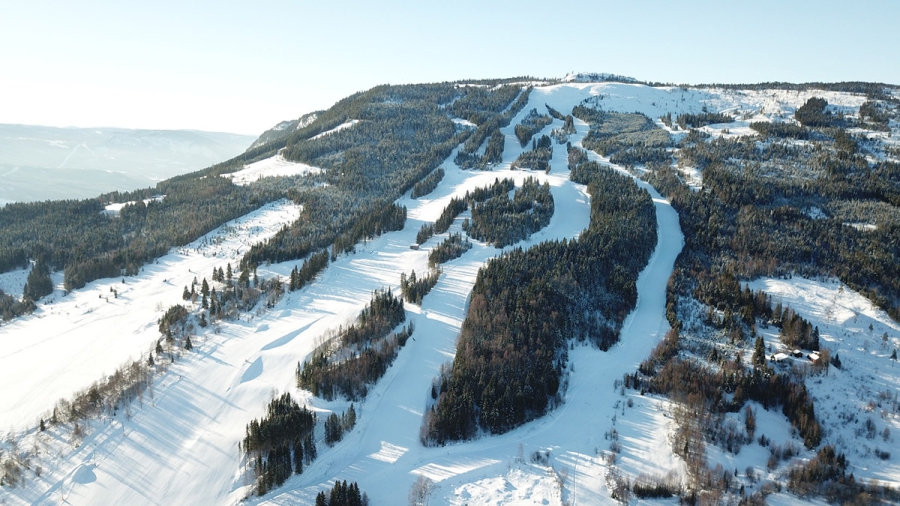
[0,124,255,204]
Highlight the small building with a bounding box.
[409,244,419,250]
[792,349,803,358]
[771,352,789,363]
[808,352,821,364]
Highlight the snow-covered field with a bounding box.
[224,153,323,186]
[1,80,893,505]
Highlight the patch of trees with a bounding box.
[779,307,820,351]
[567,144,588,170]
[511,135,552,172]
[22,262,53,301]
[246,84,473,270]
[422,165,656,444]
[416,223,434,245]
[750,121,810,139]
[297,289,412,401]
[676,112,734,129]
[551,115,577,144]
[545,103,566,121]
[514,108,553,147]
[786,444,899,502]
[455,87,532,169]
[289,250,330,292]
[632,353,822,448]
[572,107,671,167]
[448,85,522,126]
[324,405,357,446]
[434,197,468,234]
[401,268,441,305]
[648,130,900,321]
[0,175,268,296]
[314,480,367,506]
[411,168,445,199]
[0,290,34,322]
[241,393,317,496]
[428,233,472,267]
[465,177,554,247]
[794,97,840,128]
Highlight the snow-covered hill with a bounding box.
[1,79,897,505]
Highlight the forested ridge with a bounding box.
[0,81,531,324]
[422,164,656,444]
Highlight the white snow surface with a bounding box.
[309,119,359,140]
[746,277,900,488]
[224,153,323,186]
[0,199,302,430]
[2,80,892,505]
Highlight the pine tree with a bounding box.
[201,278,209,297]
[752,336,766,367]
[182,286,190,300]
[185,335,193,351]
[40,418,46,431]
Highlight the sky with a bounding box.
[1,0,898,136]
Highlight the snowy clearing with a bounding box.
[224,154,323,186]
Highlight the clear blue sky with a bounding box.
[2,0,898,135]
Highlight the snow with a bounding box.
[309,119,359,140]
[747,277,900,487]
[0,199,302,430]
[101,195,165,216]
[2,80,895,505]
[223,153,323,185]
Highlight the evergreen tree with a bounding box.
[185,335,193,351]
[752,336,766,367]
[23,261,53,301]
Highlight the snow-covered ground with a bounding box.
[747,277,900,487]
[0,199,302,430]
[1,80,893,505]
[224,153,323,186]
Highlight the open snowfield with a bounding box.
[747,277,900,487]
[1,81,892,505]
[0,199,302,430]
[224,153,323,186]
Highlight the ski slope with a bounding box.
[2,80,891,505]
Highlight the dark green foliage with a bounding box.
[289,250,330,292]
[298,289,411,401]
[242,393,317,496]
[572,107,671,167]
[676,112,734,129]
[779,308,820,351]
[466,177,554,247]
[428,233,472,267]
[411,168,445,199]
[158,305,188,335]
[511,135,552,172]
[316,480,364,506]
[794,97,836,127]
[424,166,656,443]
[434,198,467,234]
[648,129,900,321]
[456,87,531,168]
[514,108,553,147]
[401,269,441,304]
[454,128,506,169]
[545,103,566,121]
[448,85,522,125]
[416,223,434,245]
[750,121,810,139]
[324,405,357,446]
[23,261,53,301]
